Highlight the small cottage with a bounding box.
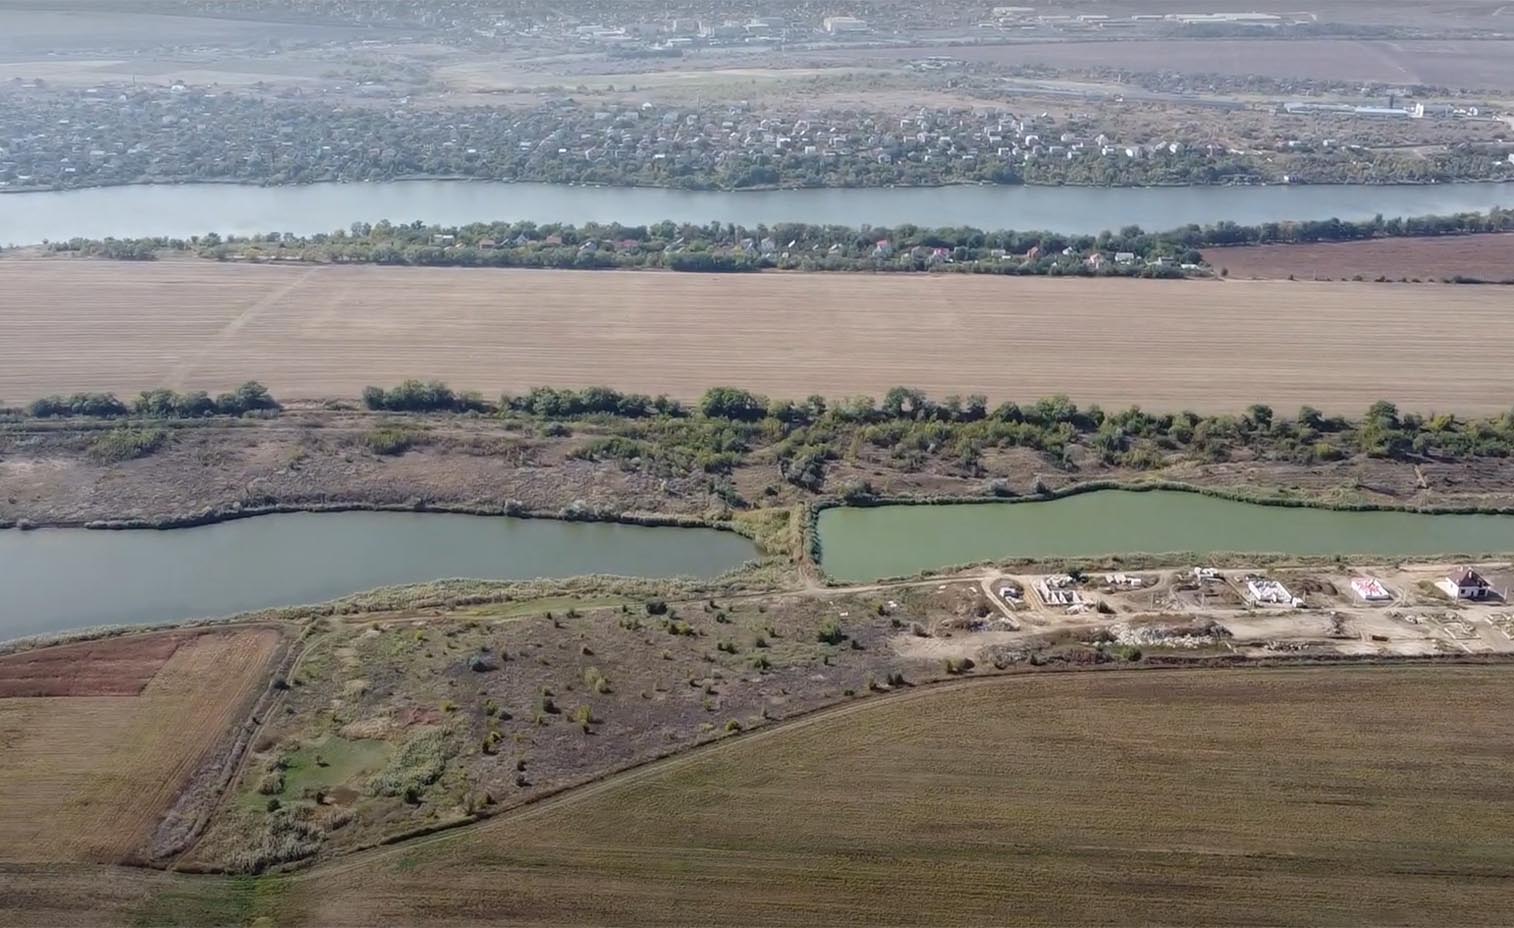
[1438,567,1492,600]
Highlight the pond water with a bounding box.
[816,490,1514,582]
[0,511,756,642]
[3,179,1512,245]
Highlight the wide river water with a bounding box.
[4,180,1514,244]
[0,512,756,642]
[817,490,1514,582]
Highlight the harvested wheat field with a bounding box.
[149,665,1514,927]
[0,626,284,866]
[4,258,1514,413]
[1207,234,1514,282]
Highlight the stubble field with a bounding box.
[4,258,1514,413]
[0,627,284,866]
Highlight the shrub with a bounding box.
[256,770,285,795]
[698,386,768,421]
[28,392,128,418]
[816,621,846,645]
[362,379,477,412]
[944,657,976,675]
[87,427,168,463]
[368,729,452,799]
[573,705,596,732]
[365,427,420,455]
[644,599,669,616]
[583,667,611,693]
[227,807,324,873]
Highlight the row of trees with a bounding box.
[50,208,1512,275]
[24,377,1514,487]
[353,380,1514,470]
[26,382,279,419]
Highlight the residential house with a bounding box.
[1438,567,1492,600]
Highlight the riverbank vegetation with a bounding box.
[14,382,1514,525]
[39,208,1514,277]
[352,382,1514,478]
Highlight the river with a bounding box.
[817,490,1514,582]
[0,512,756,642]
[3,180,1513,245]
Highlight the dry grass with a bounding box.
[1206,234,1514,282]
[4,258,1514,413]
[0,627,283,865]
[273,665,1514,926]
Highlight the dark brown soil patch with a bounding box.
[0,633,184,697]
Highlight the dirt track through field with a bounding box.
[4,258,1514,413]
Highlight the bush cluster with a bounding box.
[28,382,277,419]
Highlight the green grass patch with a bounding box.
[278,736,392,801]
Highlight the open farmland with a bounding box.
[0,626,284,866]
[61,664,1511,926]
[1206,233,1514,282]
[821,38,1514,90]
[4,258,1514,413]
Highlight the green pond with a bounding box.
[0,511,756,642]
[816,490,1514,582]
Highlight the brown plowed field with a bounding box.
[3,258,1513,413]
[0,627,283,864]
[0,633,183,697]
[1206,233,1514,282]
